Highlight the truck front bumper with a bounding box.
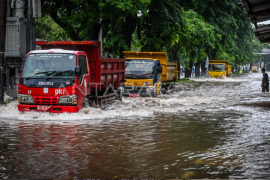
[123,86,155,97]
[18,104,80,113]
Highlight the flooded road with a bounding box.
[1,72,270,179]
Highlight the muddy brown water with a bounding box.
[0,72,270,179]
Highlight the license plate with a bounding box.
[37,105,52,111]
[129,94,141,97]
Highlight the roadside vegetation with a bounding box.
[4,99,13,104]
[36,0,270,78]
[232,71,250,75]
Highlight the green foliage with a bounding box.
[42,0,151,57]
[139,0,184,52]
[170,9,216,68]
[179,0,254,66]
[39,0,269,69]
[35,16,71,41]
[4,99,13,104]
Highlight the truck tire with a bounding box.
[117,89,123,101]
[161,87,166,94]
[153,90,158,98]
[83,97,89,108]
[172,84,176,92]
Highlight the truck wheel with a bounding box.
[100,100,109,110]
[117,89,123,101]
[153,90,158,98]
[167,84,175,93]
[83,97,89,108]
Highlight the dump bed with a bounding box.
[123,51,178,82]
[35,41,125,91]
[227,65,232,76]
[209,60,229,66]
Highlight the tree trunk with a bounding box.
[201,60,206,76]
[118,15,136,58]
[119,47,124,59]
[195,62,200,77]
[170,48,180,63]
[91,23,102,40]
[185,63,193,78]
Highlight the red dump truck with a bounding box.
[18,41,125,113]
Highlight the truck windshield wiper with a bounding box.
[138,73,153,77]
[46,70,74,80]
[25,71,51,80]
[125,74,138,76]
[125,74,139,77]
[125,73,153,78]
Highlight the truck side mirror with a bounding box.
[159,66,163,73]
[75,66,81,76]
[152,66,155,74]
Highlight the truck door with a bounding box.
[156,61,162,81]
[155,61,162,93]
[77,55,90,107]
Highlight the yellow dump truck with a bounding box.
[252,65,259,72]
[123,51,178,97]
[208,60,232,78]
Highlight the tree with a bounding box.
[39,0,268,73]
[102,0,151,57]
[176,10,216,78]
[41,0,151,57]
[179,0,253,64]
[35,16,70,41]
[137,0,184,52]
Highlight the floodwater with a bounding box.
[1,72,270,179]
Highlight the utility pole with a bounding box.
[28,0,35,51]
[0,0,7,104]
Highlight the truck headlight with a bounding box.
[18,94,34,104]
[58,95,77,105]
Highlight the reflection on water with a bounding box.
[0,73,270,179]
[1,110,269,179]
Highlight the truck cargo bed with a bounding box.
[35,41,125,92]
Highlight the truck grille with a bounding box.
[34,97,58,104]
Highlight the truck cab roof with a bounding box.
[29,49,85,55]
[125,58,159,61]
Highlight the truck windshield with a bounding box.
[21,53,76,79]
[252,66,258,69]
[125,59,155,79]
[208,64,225,72]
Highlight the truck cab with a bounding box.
[208,60,231,78]
[252,65,259,72]
[124,58,162,97]
[18,41,125,113]
[18,49,89,113]
[123,51,177,97]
